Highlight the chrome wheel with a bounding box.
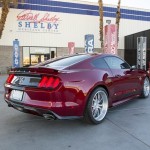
[91,90,108,121]
[143,78,150,97]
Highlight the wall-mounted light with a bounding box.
[106,20,111,24]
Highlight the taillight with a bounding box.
[45,77,54,88]
[38,76,48,87]
[38,76,60,89]
[6,74,14,84]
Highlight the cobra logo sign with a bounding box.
[85,34,94,53]
[17,10,61,33]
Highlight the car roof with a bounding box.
[35,53,120,70]
[74,53,119,58]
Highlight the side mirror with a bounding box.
[131,65,137,70]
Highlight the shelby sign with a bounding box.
[13,40,20,68]
[17,10,61,33]
[104,24,118,55]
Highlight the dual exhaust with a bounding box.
[43,114,56,120]
[8,103,57,121]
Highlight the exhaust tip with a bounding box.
[8,103,12,107]
[43,114,56,120]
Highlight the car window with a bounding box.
[104,56,130,69]
[92,58,109,69]
[42,55,91,69]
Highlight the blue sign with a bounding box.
[85,34,94,53]
[13,39,20,68]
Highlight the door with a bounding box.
[104,56,140,102]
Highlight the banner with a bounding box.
[13,39,20,68]
[68,42,75,55]
[137,37,147,70]
[104,24,118,55]
[85,34,94,53]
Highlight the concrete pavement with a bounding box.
[0,75,150,150]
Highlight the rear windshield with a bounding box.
[42,55,91,70]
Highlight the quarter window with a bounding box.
[104,57,130,69]
[92,58,109,69]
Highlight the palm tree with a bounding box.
[98,0,104,52]
[0,0,24,39]
[116,0,121,43]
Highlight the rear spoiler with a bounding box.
[9,67,60,75]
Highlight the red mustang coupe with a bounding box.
[4,54,150,124]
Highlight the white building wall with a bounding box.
[0,0,150,49]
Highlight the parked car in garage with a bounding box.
[4,53,150,124]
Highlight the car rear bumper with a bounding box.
[4,84,85,118]
[5,99,82,120]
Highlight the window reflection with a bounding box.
[23,47,57,67]
[23,47,30,66]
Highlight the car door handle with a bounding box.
[115,75,121,78]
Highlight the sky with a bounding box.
[83,0,150,10]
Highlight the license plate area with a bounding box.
[10,90,24,101]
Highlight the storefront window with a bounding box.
[30,47,50,54]
[23,47,30,66]
[23,47,57,66]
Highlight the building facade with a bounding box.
[0,0,150,73]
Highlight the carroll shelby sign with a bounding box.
[17,10,61,33]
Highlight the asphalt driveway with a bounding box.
[0,75,150,150]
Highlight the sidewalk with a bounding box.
[0,75,7,93]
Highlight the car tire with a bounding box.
[84,87,109,124]
[140,77,150,98]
